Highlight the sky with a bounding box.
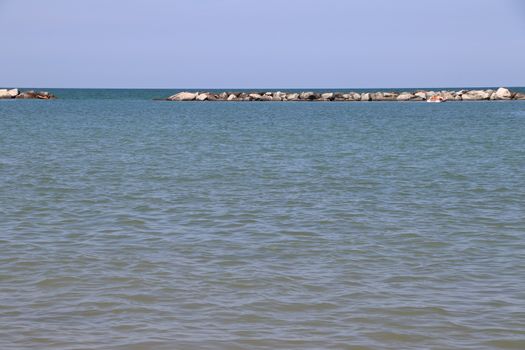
[1,0,525,88]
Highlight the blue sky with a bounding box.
[1,0,524,88]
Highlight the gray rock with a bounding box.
[249,93,262,100]
[514,92,525,100]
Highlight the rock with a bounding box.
[7,88,19,97]
[493,87,512,100]
[15,91,38,99]
[299,92,316,100]
[286,93,299,101]
[414,91,427,100]
[360,93,371,101]
[196,93,209,101]
[227,94,237,101]
[343,93,361,101]
[461,90,491,100]
[260,95,273,101]
[249,93,262,100]
[514,92,525,100]
[370,92,384,101]
[168,92,197,101]
[321,92,334,100]
[218,92,228,100]
[370,92,397,101]
[440,91,455,101]
[397,93,414,101]
[0,89,12,99]
[383,92,399,100]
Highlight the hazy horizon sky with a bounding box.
[1,0,525,88]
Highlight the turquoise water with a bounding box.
[1,91,525,349]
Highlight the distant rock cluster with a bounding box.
[0,88,56,99]
[165,88,525,102]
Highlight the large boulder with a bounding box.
[7,88,19,97]
[168,92,198,101]
[414,91,427,100]
[461,90,491,100]
[299,92,316,100]
[360,93,371,101]
[370,92,398,101]
[227,94,238,101]
[321,92,334,100]
[397,92,414,101]
[196,93,209,101]
[440,91,456,101]
[249,93,262,100]
[0,89,11,99]
[286,93,300,101]
[493,87,512,100]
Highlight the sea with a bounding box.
[1,89,524,350]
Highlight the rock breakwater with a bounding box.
[0,88,56,99]
[164,87,525,102]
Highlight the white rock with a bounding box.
[168,92,198,101]
[494,87,512,100]
[286,93,299,101]
[414,91,427,100]
[300,92,315,100]
[249,93,262,100]
[397,93,414,101]
[7,88,19,97]
[227,94,237,101]
[360,93,371,101]
[0,89,11,99]
[196,93,208,101]
[321,92,334,100]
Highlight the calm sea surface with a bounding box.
[1,90,524,350]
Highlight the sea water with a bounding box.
[1,90,524,349]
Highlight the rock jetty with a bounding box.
[164,88,525,102]
[0,88,56,99]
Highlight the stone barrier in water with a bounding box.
[164,87,525,102]
[0,88,56,99]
